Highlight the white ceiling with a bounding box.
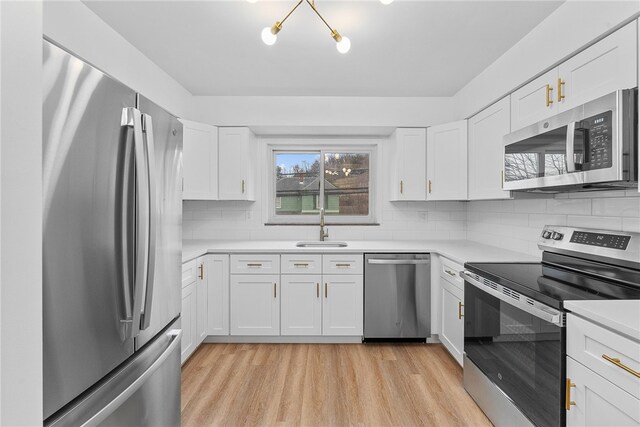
[84,0,563,97]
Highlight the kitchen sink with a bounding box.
[295,241,348,248]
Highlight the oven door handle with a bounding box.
[460,271,565,327]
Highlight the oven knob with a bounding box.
[552,232,564,241]
[542,231,552,239]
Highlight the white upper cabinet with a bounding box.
[559,21,637,113]
[468,96,511,200]
[218,127,255,201]
[389,128,427,201]
[180,119,218,200]
[511,22,637,131]
[426,120,468,201]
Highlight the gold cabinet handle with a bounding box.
[324,283,328,298]
[336,263,351,268]
[602,354,640,378]
[317,283,320,298]
[198,264,204,280]
[274,283,277,298]
[400,180,404,194]
[445,269,457,277]
[565,378,576,410]
[242,179,245,193]
[428,180,432,194]
[546,84,554,107]
[458,302,464,320]
[294,263,309,267]
[557,78,565,102]
[247,263,262,267]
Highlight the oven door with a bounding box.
[503,90,632,191]
[462,273,565,427]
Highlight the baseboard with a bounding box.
[203,335,364,344]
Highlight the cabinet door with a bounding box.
[281,275,322,336]
[566,357,640,427]
[559,22,637,113]
[181,119,218,200]
[440,279,463,366]
[511,68,558,131]
[322,275,363,336]
[468,97,512,200]
[196,257,207,344]
[181,282,197,364]
[391,128,427,201]
[230,274,280,335]
[426,120,468,201]
[218,127,254,201]
[207,255,229,336]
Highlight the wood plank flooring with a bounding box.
[181,343,491,426]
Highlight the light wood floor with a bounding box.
[181,343,491,427]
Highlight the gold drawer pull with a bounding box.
[602,354,640,378]
[247,263,263,267]
[565,378,576,410]
[325,283,328,298]
[317,283,320,298]
[198,264,204,280]
[428,180,432,194]
[336,263,351,267]
[546,84,553,107]
[294,263,309,267]
[458,302,464,320]
[274,283,277,298]
[445,269,457,277]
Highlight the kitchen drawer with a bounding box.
[322,254,363,275]
[281,254,322,275]
[230,254,280,275]
[567,313,640,399]
[182,259,198,288]
[440,257,464,289]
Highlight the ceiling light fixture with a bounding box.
[379,0,394,5]
[260,0,351,54]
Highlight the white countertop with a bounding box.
[565,300,640,341]
[182,239,538,265]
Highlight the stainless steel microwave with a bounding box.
[503,89,637,192]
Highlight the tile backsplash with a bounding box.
[183,189,639,259]
[466,190,640,257]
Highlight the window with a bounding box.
[270,147,374,224]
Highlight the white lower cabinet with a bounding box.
[281,274,322,336]
[181,281,198,364]
[322,275,363,336]
[566,356,640,426]
[230,274,280,335]
[196,256,208,345]
[440,279,464,366]
[207,255,230,336]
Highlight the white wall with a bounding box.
[467,191,640,257]
[191,96,454,128]
[43,0,194,119]
[0,1,43,425]
[453,1,640,118]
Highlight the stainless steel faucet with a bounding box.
[319,208,329,241]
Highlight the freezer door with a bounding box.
[43,41,137,419]
[46,320,182,427]
[135,95,183,349]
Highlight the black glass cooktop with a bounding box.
[465,256,640,310]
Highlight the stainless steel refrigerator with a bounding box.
[43,40,183,426]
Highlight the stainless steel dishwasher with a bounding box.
[364,253,431,340]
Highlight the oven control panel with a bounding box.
[569,231,631,250]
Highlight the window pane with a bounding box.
[324,153,369,216]
[275,152,321,216]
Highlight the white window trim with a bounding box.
[266,139,379,225]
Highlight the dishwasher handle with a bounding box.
[367,259,430,265]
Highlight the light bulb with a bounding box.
[336,36,351,54]
[261,27,277,45]
[380,0,394,4]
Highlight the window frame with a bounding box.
[267,141,377,225]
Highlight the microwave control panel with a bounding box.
[580,111,613,170]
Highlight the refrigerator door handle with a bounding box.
[121,107,148,339]
[81,329,182,427]
[140,113,157,330]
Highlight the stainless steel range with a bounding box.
[461,226,640,427]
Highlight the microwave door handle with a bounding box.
[566,121,576,173]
